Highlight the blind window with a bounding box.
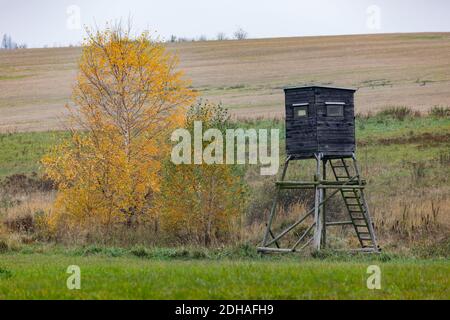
[326,103,344,117]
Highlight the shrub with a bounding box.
[0,173,54,194]
[0,267,12,279]
[429,106,450,118]
[159,101,248,246]
[130,246,151,258]
[0,234,23,252]
[4,212,34,233]
[376,106,418,121]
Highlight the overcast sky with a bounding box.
[1,0,450,48]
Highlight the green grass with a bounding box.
[0,115,449,300]
[0,253,448,299]
[0,116,448,179]
[355,116,450,142]
[0,131,69,177]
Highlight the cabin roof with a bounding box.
[283,85,357,92]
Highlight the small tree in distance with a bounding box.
[216,32,227,41]
[233,28,248,40]
[1,34,21,49]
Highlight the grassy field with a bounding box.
[0,117,448,301]
[0,114,448,178]
[0,113,448,249]
[0,131,68,177]
[0,250,448,299]
[1,32,450,131]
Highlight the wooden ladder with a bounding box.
[329,157,380,252]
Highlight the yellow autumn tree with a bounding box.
[42,24,196,231]
[158,101,247,246]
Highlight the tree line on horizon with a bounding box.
[1,34,27,50]
[0,27,248,50]
[169,27,248,43]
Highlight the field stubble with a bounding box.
[1,33,450,131]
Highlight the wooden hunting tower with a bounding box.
[258,86,380,253]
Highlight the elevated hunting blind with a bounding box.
[258,86,380,253]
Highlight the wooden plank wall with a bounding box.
[315,88,355,154]
[285,88,317,158]
[284,87,356,159]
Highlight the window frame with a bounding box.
[325,102,345,117]
[293,103,309,119]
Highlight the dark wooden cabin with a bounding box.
[284,86,357,159]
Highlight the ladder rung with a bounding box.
[347,204,361,208]
[343,196,359,199]
[355,224,368,227]
[360,236,372,240]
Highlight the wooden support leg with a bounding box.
[322,159,327,249]
[262,156,291,247]
[313,153,323,250]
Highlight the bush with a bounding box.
[376,106,418,121]
[0,267,12,279]
[159,101,248,246]
[412,237,450,258]
[0,173,54,194]
[130,246,151,258]
[4,211,35,233]
[0,234,23,252]
[429,106,450,118]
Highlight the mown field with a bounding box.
[0,249,448,299]
[1,32,450,131]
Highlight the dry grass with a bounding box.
[1,192,54,233]
[373,196,448,239]
[1,33,450,132]
[242,191,449,251]
[0,191,54,251]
